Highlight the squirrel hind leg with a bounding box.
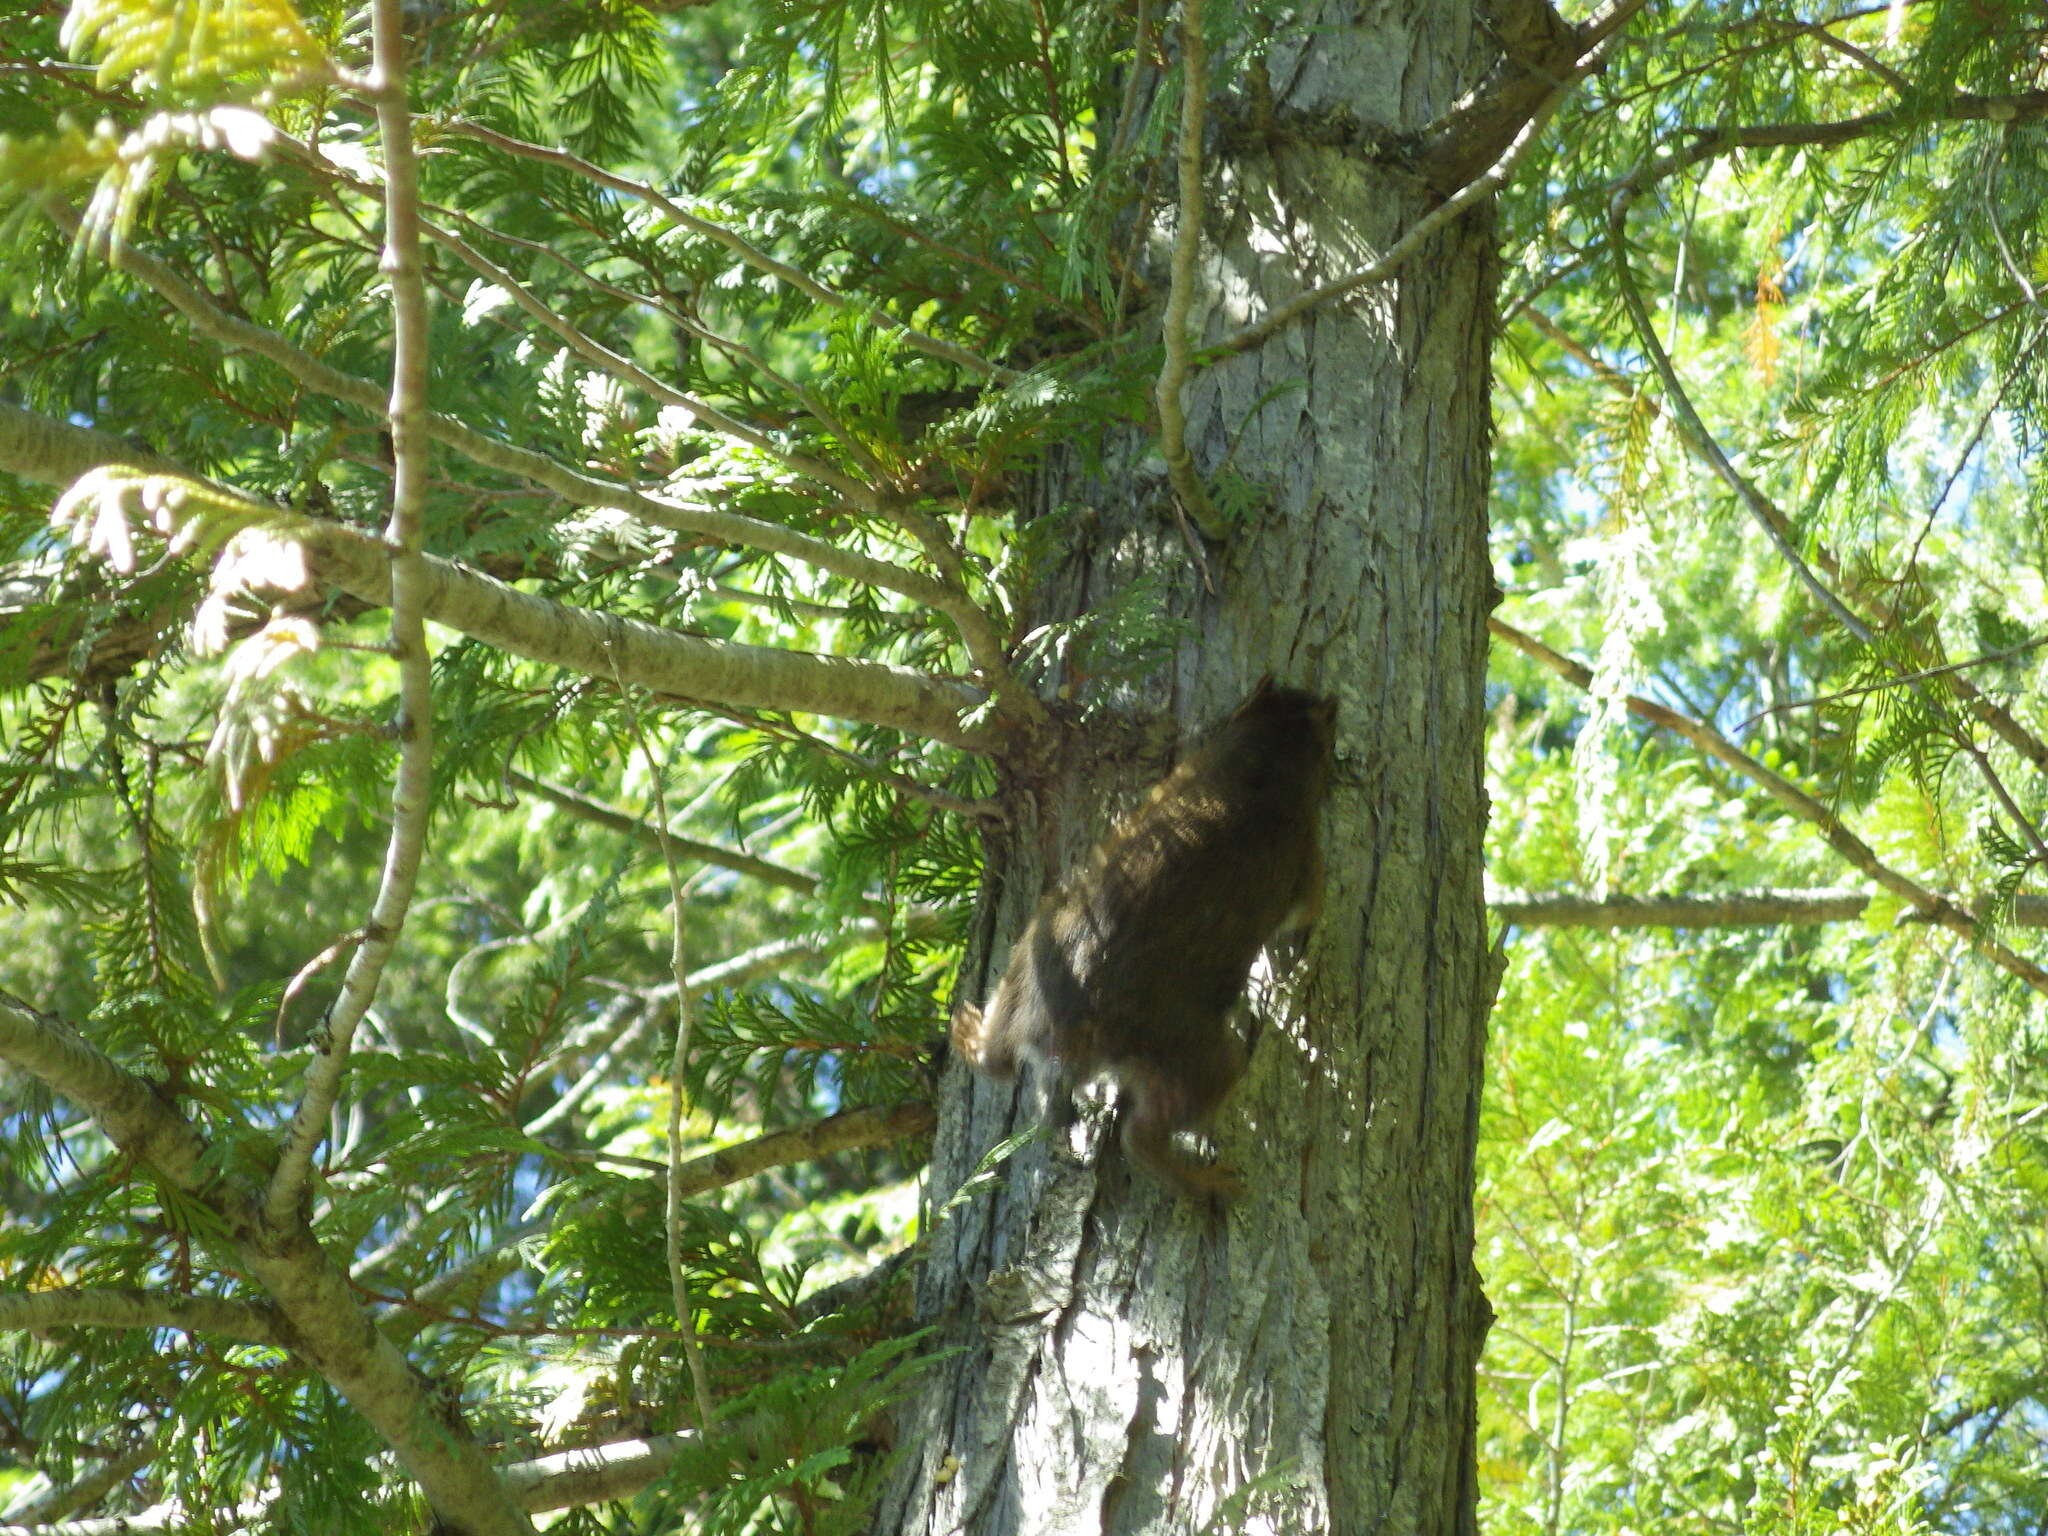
[950,1000,1019,1079]
[1118,1077,1245,1203]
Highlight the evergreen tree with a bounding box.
[0,1,2045,1534]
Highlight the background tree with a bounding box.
[3,2,2048,1536]
[1476,5,2048,1532]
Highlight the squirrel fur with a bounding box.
[952,679,1336,1200]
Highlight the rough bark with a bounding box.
[879,3,1498,1533]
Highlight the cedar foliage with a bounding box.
[0,0,2045,1533]
[1484,5,2048,1533]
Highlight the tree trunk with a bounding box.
[879,3,1499,1531]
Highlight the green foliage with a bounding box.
[1,0,2046,1527]
[1484,3,2048,1531]
[643,1334,939,1536]
[0,0,1120,1518]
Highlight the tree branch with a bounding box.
[1605,183,2048,869]
[1490,619,2048,993]
[1414,0,1646,191]
[0,992,211,1188]
[0,992,535,1535]
[500,1432,695,1513]
[4,405,1014,745]
[1641,90,2048,179]
[664,1101,935,1204]
[1489,886,2048,930]
[0,1506,185,1536]
[8,1436,155,1526]
[51,472,996,750]
[1153,2,1226,541]
[1209,0,1641,362]
[412,210,882,509]
[0,403,184,484]
[375,1098,932,1356]
[268,0,440,1230]
[508,772,820,894]
[0,1288,289,1348]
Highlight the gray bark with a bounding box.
[879,3,1498,1533]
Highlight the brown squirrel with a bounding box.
[952,679,1336,1200]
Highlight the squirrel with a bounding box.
[951,679,1337,1201]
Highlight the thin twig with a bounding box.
[1983,124,2042,309]
[607,634,717,1435]
[39,202,973,625]
[413,212,881,508]
[523,994,653,1140]
[1738,637,2048,730]
[1795,18,1908,92]
[706,704,1003,822]
[1902,334,2034,576]
[508,771,820,893]
[266,6,437,1225]
[1517,303,2048,773]
[1153,1,1226,540]
[704,582,920,627]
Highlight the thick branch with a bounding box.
[501,1433,695,1513]
[1490,619,2048,993]
[0,1507,185,1536]
[0,992,211,1188]
[9,1438,156,1526]
[0,1288,289,1348]
[57,477,993,750]
[1211,0,1642,362]
[1490,887,2048,930]
[2,406,1006,746]
[1414,0,1645,191]
[0,992,533,1536]
[290,516,994,748]
[665,1101,935,1203]
[1639,90,2048,183]
[0,403,183,484]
